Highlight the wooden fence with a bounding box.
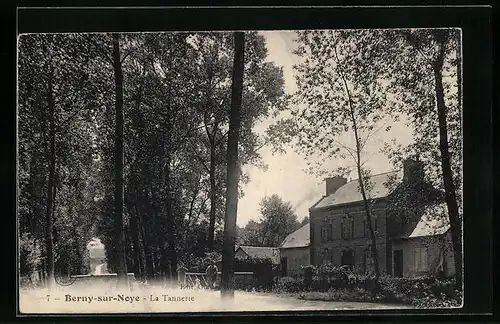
[182,271,254,289]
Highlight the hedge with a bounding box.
[275,265,462,308]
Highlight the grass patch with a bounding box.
[296,288,395,304]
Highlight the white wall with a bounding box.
[281,247,310,277]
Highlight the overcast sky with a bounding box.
[235,30,415,227]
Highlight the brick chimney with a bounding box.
[325,176,347,196]
[403,158,424,183]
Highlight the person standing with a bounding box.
[206,262,218,289]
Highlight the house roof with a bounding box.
[408,203,450,238]
[280,223,310,249]
[312,171,402,210]
[236,246,281,264]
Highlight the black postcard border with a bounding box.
[3,4,494,322]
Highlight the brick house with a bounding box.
[279,223,310,277]
[309,159,456,278]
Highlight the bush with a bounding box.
[235,257,278,290]
[306,264,364,291]
[377,276,462,308]
[313,264,351,279]
[275,276,305,293]
[274,264,462,308]
[19,233,42,279]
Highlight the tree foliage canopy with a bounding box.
[238,195,301,247]
[17,32,286,285]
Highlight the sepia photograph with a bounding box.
[17,27,464,314]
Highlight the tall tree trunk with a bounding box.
[140,216,154,281]
[112,33,128,287]
[187,185,200,226]
[148,187,163,282]
[27,157,39,248]
[204,68,218,252]
[129,204,144,279]
[127,62,147,281]
[151,249,158,280]
[72,230,82,274]
[433,32,462,285]
[208,141,217,251]
[44,71,56,291]
[164,157,178,282]
[456,32,462,120]
[123,225,133,274]
[221,32,245,299]
[41,256,46,286]
[356,166,380,278]
[333,45,380,278]
[152,185,168,284]
[133,204,148,280]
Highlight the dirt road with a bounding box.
[19,286,410,314]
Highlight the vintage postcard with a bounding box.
[17,28,463,314]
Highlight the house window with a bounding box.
[323,249,329,265]
[363,217,378,237]
[414,247,428,271]
[327,222,333,241]
[341,215,354,239]
[321,223,329,243]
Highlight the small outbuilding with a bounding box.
[280,223,310,277]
